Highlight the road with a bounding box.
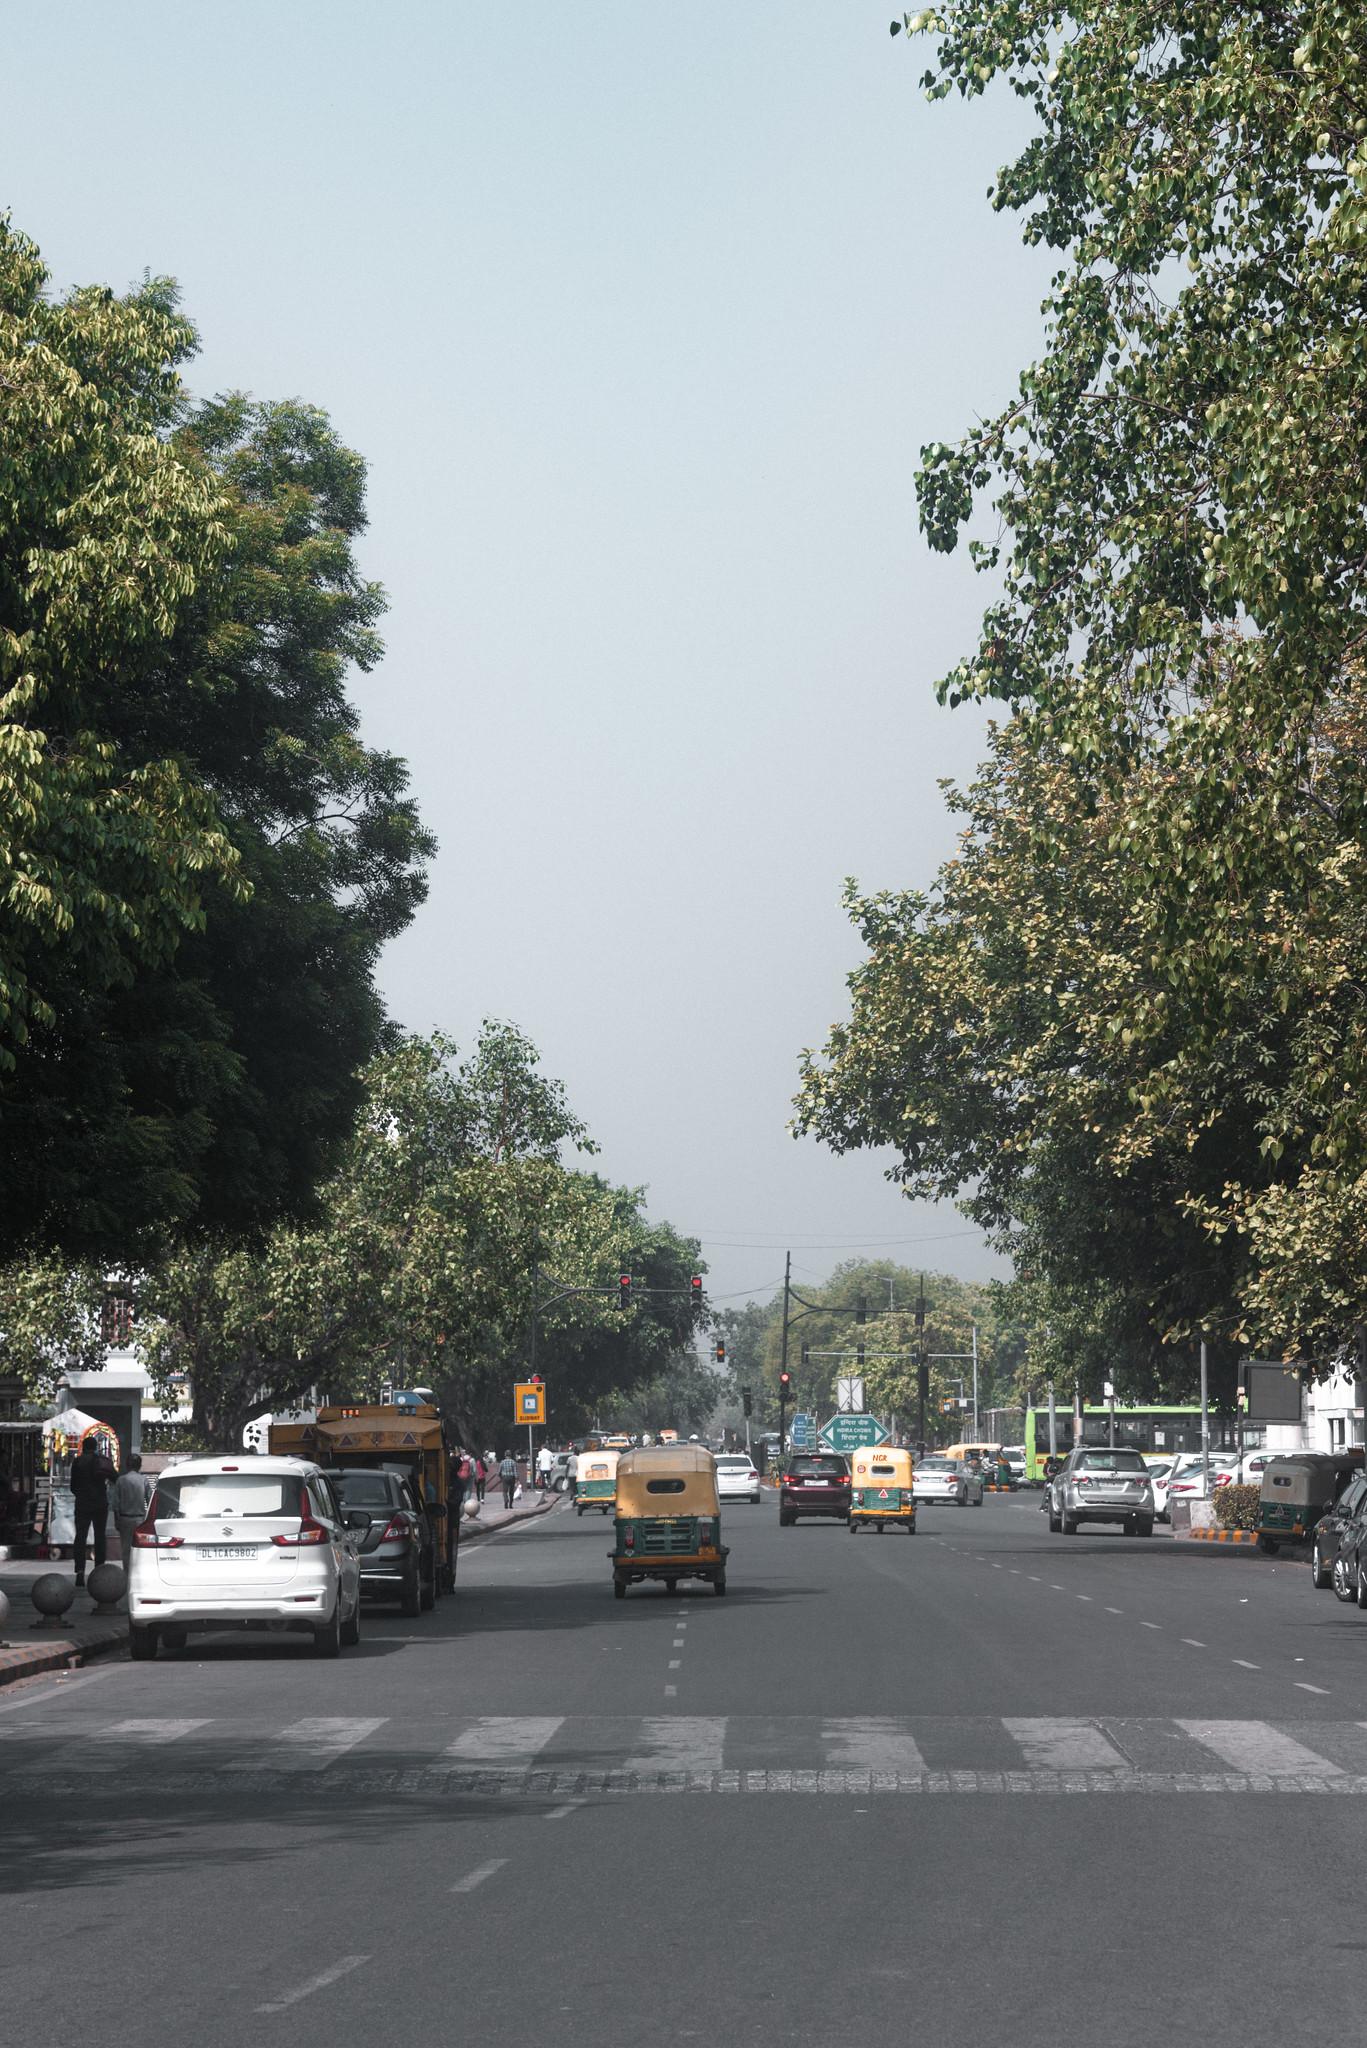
[4,1491,1366,2045]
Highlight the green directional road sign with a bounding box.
[818,1413,889,1453]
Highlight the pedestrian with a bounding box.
[536,1442,554,1492]
[474,1454,486,1504]
[499,1450,517,1509]
[111,1454,152,1579]
[69,1438,111,1588]
[450,1450,469,1523]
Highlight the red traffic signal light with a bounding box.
[779,1370,792,1391]
[714,1339,726,1364]
[618,1273,632,1310]
[689,1275,703,1305]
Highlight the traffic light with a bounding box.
[714,1339,727,1365]
[779,1370,792,1394]
[689,1275,704,1311]
[741,1386,753,1416]
[618,1272,632,1311]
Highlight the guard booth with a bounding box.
[269,1403,456,1591]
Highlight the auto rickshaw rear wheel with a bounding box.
[664,1579,677,1594]
[613,1577,626,1599]
[713,1574,727,1596]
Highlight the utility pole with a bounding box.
[779,1250,791,1457]
[971,1323,979,1438]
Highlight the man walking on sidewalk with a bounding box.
[112,1455,152,1583]
[70,1438,111,1588]
[499,1451,518,1509]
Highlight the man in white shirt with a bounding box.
[536,1443,555,1491]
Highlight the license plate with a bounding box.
[202,1545,256,1561]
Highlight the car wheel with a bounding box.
[1356,1559,1367,1613]
[1062,1512,1079,1535]
[313,1602,343,1658]
[1047,1501,1061,1533]
[779,1510,796,1527]
[1310,1541,1331,1591]
[161,1625,189,1651]
[341,1592,361,1647]
[1333,1554,1355,1602]
[973,1493,983,1507]
[129,1624,158,1661]
[1137,1519,1154,1538]
[400,1565,422,1618]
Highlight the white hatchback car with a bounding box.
[127,1455,364,1661]
[714,1454,762,1504]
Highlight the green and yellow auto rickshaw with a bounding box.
[575,1447,619,1516]
[609,1445,728,1598]
[848,1445,917,1535]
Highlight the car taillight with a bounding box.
[132,1523,182,1548]
[272,1515,329,1547]
[378,1516,413,1543]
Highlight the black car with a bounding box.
[779,1453,851,1526]
[330,1467,439,1615]
[1311,1470,1367,1597]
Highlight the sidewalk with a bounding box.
[0,1557,128,1688]
[456,1484,562,1546]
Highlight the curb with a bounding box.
[456,1494,562,1546]
[1179,1527,1261,1546]
[0,1622,127,1690]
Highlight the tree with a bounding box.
[1,224,433,1258]
[129,1026,710,1452]
[797,9,1367,1372]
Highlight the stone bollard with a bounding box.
[29,1572,75,1630]
[86,1563,126,1614]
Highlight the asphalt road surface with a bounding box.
[6,1492,1367,2046]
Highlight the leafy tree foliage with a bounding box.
[0,223,432,1257]
[799,9,1367,1373]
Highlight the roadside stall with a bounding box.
[0,1420,44,1555]
[36,1409,121,1559]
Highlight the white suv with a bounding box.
[127,1455,364,1661]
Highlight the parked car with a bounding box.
[1310,1470,1367,1591]
[1147,1462,1174,1521]
[715,1453,762,1505]
[1046,1447,1155,1535]
[912,1456,982,1508]
[778,1453,851,1525]
[127,1455,364,1660]
[330,1466,437,1615]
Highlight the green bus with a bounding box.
[1021,1401,1242,1482]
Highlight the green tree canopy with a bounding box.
[0,222,433,1258]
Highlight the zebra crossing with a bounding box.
[8,1712,1367,1795]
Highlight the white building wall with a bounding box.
[1306,1365,1366,1454]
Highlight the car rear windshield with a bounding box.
[153,1474,303,1518]
[918,1459,953,1471]
[334,1473,396,1506]
[788,1457,847,1476]
[1076,1452,1147,1473]
[716,1457,751,1469]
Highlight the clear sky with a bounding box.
[7,3,1048,1308]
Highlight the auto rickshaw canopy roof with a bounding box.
[615,1444,719,1517]
[850,1445,915,1485]
[576,1449,620,1482]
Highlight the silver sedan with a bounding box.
[912,1457,983,1507]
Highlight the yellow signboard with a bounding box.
[514,1381,546,1426]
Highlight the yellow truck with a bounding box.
[268,1403,456,1592]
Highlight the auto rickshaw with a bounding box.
[575,1447,619,1515]
[609,1444,728,1597]
[848,1446,917,1535]
[1257,1451,1365,1553]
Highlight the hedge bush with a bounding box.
[1214,1483,1260,1531]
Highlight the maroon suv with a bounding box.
[779,1453,851,1525]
